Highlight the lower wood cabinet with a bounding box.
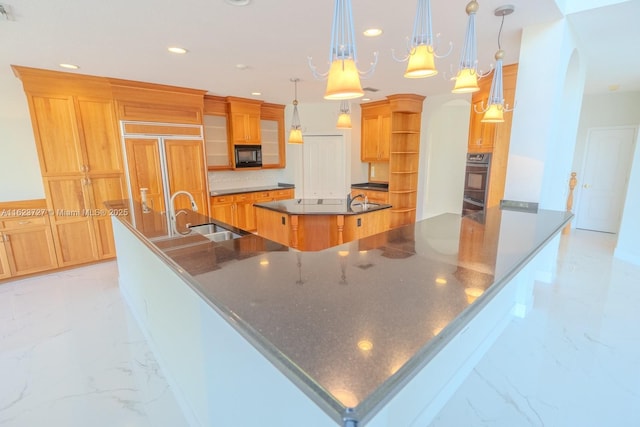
[0,201,58,280]
[210,188,294,232]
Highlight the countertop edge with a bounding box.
[254,201,392,216]
[210,183,295,197]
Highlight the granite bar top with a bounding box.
[254,198,392,215]
[351,182,389,192]
[109,201,572,425]
[210,182,294,197]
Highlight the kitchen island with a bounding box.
[254,198,391,251]
[109,202,572,427]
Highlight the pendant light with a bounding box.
[452,1,489,93]
[477,5,515,123]
[288,78,303,144]
[336,100,352,129]
[308,0,378,100]
[394,0,452,78]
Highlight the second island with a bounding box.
[254,198,391,251]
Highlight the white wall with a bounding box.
[505,18,585,209]
[615,130,640,265]
[0,72,45,201]
[418,95,470,220]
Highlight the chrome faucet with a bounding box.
[169,190,198,235]
[347,193,365,209]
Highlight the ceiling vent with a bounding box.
[224,0,250,6]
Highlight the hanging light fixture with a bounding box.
[308,0,378,100]
[452,0,490,93]
[336,100,352,129]
[477,5,515,123]
[393,0,452,78]
[288,78,303,144]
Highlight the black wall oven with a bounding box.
[462,153,491,216]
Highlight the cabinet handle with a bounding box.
[2,233,9,242]
[18,220,31,225]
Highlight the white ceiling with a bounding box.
[1,0,638,106]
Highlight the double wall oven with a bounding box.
[462,153,491,216]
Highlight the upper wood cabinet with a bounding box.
[361,101,391,162]
[260,103,286,168]
[204,95,232,170]
[227,97,262,145]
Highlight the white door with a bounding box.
[575,127,637,233]
[302,135,347,199]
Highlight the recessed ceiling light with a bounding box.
[224,0,251,6]
[608,84,620,91]
[168,46,188,54]
[363,28,383,37]
[251,92,262,96]
[59,63,79,70]
[236,63,249,70]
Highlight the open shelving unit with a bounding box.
[387,94,426,228]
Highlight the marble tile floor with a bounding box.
[0,261,188,427]
[0,229,638,427]
[430,229,640,427]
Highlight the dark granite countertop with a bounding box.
[351,182,389,191]
[210,182,294,197]
[109,201,572,425]
[254,198,392,215]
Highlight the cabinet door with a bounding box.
[86,174,129,258]
[30,95,84,175]
[164,139,209,222]
[45,176,99,266]
[204,114,232,170]
[362,115,381,161]
[210,200,235,227]
[77,97,123,173]
[3,225,58,276]
[230,112,261,144]
[468,95,496,153]
[236,201,256,231]
[124,138,167,236]
[260,119,283,168]
[0,242,10,279]
[378,115,391,160]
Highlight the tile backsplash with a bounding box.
[208,169,288,191]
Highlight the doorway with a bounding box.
[575,126,637,233]
[301,135,348,199]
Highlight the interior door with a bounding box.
[575,127,637,233]
[302,135,347,199]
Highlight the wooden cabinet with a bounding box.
[0,200,58,280]
[260,103,286,168]
[13,66,128,266]
[204,95,232,170]
[210,188,294,232]
[360,95,424,229]
[467,64,519,208]
[361,102,391,162]
[227,97,262,145]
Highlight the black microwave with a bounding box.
[234,145,262,168]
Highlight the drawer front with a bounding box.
[273,189,294,199]
[211,195,233,205]
[2,216,48,229]
[233,193,254,203]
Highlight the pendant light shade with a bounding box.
[452,0,481,93]
[396,0,451,78]
[477,6,516,123]
[336,100,352,129]
[288,78,303,144]
[309,0,377,100]
[325,59,364,100]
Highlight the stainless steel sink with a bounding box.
[352,202,380,212]
[189,223,241,242]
